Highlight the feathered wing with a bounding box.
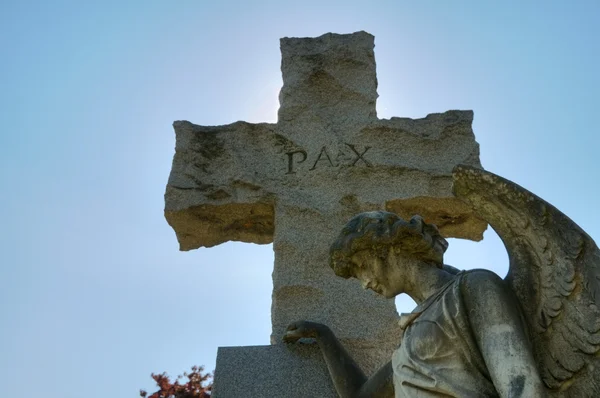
[452,165,600,396]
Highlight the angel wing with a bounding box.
[452,165,600,396]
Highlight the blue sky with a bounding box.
[1,1,599,396]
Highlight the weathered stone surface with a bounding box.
[165,31,486,392]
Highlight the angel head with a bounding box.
[329,211,449,298]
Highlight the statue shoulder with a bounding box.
[459,268,504,286]
[458,269,511,304]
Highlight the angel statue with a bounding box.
[283,165,600,397]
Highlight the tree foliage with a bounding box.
[140,365,212,398]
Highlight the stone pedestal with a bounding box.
[212,345,337,398]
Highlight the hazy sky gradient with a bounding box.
[1,1,599,397]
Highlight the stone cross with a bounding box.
[165,31,485,377]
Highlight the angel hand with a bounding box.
[282,320,329,343]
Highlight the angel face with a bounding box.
[351,249,405,299]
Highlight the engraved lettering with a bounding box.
[284,144,373,174]
[335,149,352,164]
[309,146,336,170]
[345,143,372,167]
[286,150,307,174]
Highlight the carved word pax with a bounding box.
[285,143,372,174]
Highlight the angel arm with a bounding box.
[462,270,545,397]
[284,321,394,398]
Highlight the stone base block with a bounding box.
[212,344,337,397]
